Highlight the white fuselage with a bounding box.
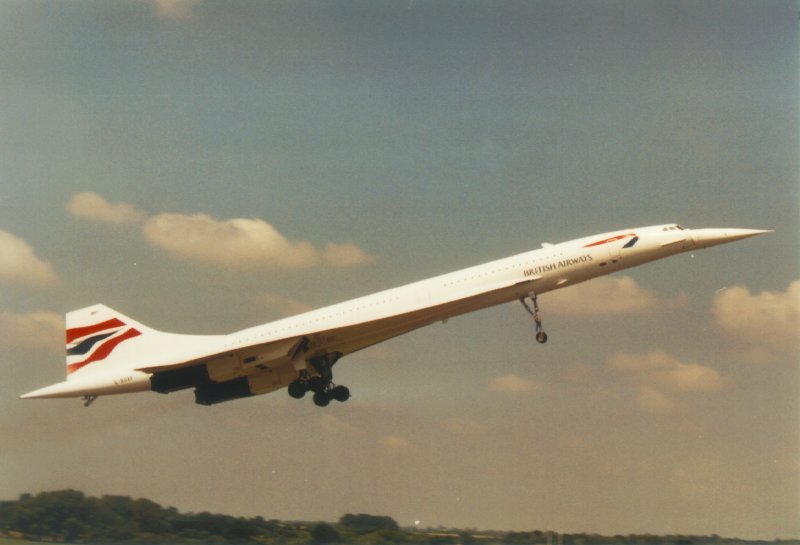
[226,224,692,350]
[21,224,770,403]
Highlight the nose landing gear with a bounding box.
[520,293,548,343]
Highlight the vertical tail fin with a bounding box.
[65,304,155,378]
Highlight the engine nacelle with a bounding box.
[194,377,251,405]
[193,364,298,406]
[205,353,244,382]
[150,365,208,393]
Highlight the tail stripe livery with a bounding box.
[66,323,142,375]
[66,318,125,343]
[66,332,117,356]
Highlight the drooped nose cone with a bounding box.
[691,228,773,249]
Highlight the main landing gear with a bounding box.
[520,293,548,343]
[287,352,351,407]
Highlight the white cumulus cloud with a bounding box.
[66,192,146,224]
[319,414,362,436]
[636,385,677,414]
[609,349,728,414]
[322,242,376,267]
[546,275,688,316]
[150,0,200,20]
[0,230,59,289]
[64,192,375,271]
[254,292,313,317]
[609,349,726,393]
[0,310,62,352]
[379,435,416,454]
[488,373,541,394]
[713,281,800,360]
[440,417,487,435]
[142,213,374,270]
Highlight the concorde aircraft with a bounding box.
[21,224,770,407]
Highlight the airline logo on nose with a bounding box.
[584,233,638,248]
[66,318,141,374]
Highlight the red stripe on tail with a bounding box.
[66,318,125,343]
[66,328,141,374]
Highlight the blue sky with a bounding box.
[1,0,798,538]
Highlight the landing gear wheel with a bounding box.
[307,376,326,393]
[331,385,350,402]
[288,380,307,399]
[313,391,331,407]
[299,353,351,407]
[536,331,548,344]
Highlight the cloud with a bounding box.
[65,192,146,224]
[488,373,541,394]
[713,281,800,360]
[64,192,375,271]
[150,0,200,20]
[609,349,726,393]
[322,242,376,267]
[0,310,62,352]
[142,213,375,270]
[563,436,591,450]
[609,349,727,414]
[545,275,689,317]
[319,414,362,436]
[440,417,487,435]
[379,435,416,454]
[636,386,677,414]
[0,230,59,289]
[254,292,313,317]
[142,213,317,269]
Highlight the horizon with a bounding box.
[3,489,799,540]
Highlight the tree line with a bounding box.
[0,490,796,545]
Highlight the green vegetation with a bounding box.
[0,538,34,545]
[0,491,797,545]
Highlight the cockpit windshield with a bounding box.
[662,224,685,232]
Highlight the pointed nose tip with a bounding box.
[691,228,773,249]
